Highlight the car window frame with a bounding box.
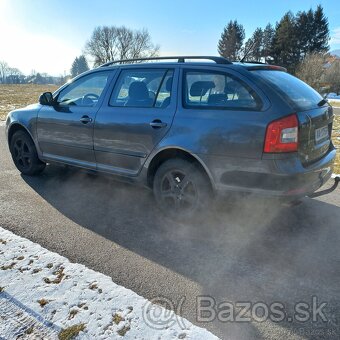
[54,70,115,108]
[108,67,175,109]
[181,68,263,111]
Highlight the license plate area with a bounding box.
[315,126,329,142]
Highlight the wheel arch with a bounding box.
[146,147,215,191]
[8,123,36,147]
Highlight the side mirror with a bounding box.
[39,92,54,106]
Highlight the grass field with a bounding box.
[0,84,339,173]
[0,84,58,120]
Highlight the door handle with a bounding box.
[80,115,93,124]
[150,119,167,129]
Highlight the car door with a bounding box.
[94,67,178,175]
[37,70,113,169]
[174,66,270,158]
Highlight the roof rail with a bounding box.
[100,56,232,67]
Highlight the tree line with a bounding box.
[217,5,340,93]
[0,61,25,84]
[0,60,67,85]
[218,5,329,73]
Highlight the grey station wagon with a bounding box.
[5,56,337,217]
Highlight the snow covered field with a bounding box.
[0,227,218,339]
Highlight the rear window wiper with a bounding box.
[317,95,328,107]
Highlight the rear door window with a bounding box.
[252,70,323,111]
[183,70,261,110]
[109,69,174,108]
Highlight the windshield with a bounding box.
[252,70,323,111]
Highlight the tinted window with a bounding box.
[109,69,173,108]
[252,70,323,111]
[183,71,260,110]
[57,72,110,107]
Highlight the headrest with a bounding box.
[128,81,149,100]
[190,81,215,96]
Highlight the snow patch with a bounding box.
[0,227,219,339]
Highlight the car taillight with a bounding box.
[264,114,298,153]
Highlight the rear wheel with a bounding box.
[153,159,211,219]
[10,130,46,176]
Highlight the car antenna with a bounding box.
[240,39,256,63]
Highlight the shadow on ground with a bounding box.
[22,165,340,339]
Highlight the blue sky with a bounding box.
[1,0,339,75]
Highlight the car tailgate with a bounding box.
[297,105,333,166]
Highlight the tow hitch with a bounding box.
[308,176,340,198]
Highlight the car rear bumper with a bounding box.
[201,144,336,199]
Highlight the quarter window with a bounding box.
[57,71,111,107]
[183,71,261,110]
[109,69,173,108]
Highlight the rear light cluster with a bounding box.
[264,114,298,153]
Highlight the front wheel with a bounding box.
[10,130,46,176]
[153,159,212,219]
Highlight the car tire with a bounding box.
[153,158,212,219]
[10,130,46,176]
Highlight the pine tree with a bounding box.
[271,12,300,73]
[296,9,314,58]
[78,55,90,74]
[243,28,263,61]
[309,5,329,53]
[71,55,89,78]
[262,24,275,61]
[296,6,329,58]
[218,20,245,60]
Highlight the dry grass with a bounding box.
[0,84,338,173]
[113,313,125,325]
[58,324,85,340]
[44,266,65,284]
[117,325,130,336]
[329,100,340,107]
[37,298,49,307]
[0,84,58,120]
[1,262,16,270]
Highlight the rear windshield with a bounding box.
[252,70,323,111]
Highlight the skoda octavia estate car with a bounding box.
[5,56,336,217]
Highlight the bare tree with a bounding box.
[85,26,159,66]
[0,61,9,83]
[6,67,23,84]
[324,59,340,95]
[296,53,326,92]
